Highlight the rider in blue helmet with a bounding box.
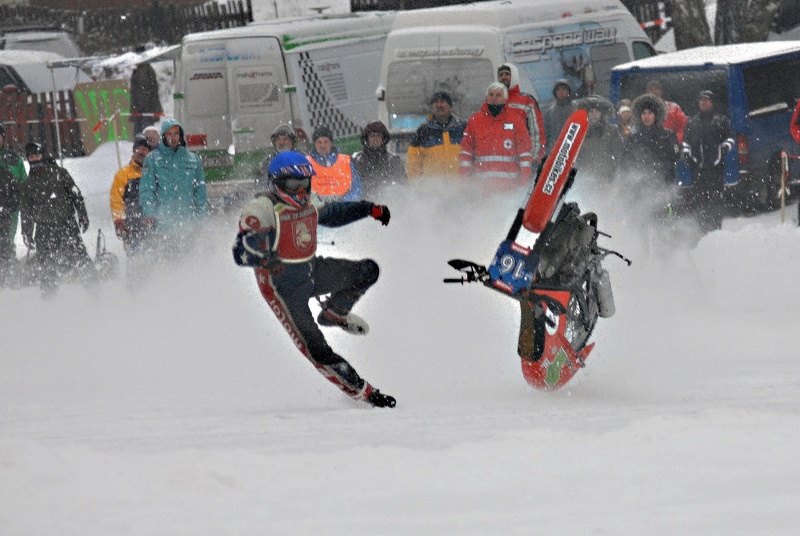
[233,150,396,408]
[266,150,315,208]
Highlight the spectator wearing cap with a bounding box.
[255,124,301,191]
[406,91,467,180]
[620,93,680,186]
[543,79,577,154]
[616,99,635,139]
[497,63,546,165]
[110,134,151,256]
[681,90,734,231]
[0,123,27,259]
[307,126,362,201]
[574,95,624,182]
[352,121,406,198]
[645,80,688,143]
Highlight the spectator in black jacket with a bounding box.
[621,93,680,186]
[19,143,95,297]
[681,90,734,231]
[0,165,19,287]
[352,121,406,198]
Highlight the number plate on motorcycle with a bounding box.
[488,240,538,295]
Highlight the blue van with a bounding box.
[610,42,800,211]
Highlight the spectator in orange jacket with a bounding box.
[459,82,534,189]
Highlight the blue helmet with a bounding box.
[267,151,315,206]
[268,150,315,181]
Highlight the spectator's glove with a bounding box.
[370,204,391,226]
[78,214,89,233]
[114,219,128,239]
[23,234,34,250]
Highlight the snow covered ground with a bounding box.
[1,142,799,534]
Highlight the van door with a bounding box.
[178,41,232,168]
[225,37,289,155]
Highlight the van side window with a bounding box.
[632,41,657,60]
[0,67,17,89]
[743,57,800,114]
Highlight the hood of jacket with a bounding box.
[632,93,667,125]
[499,62,520,91]
[360,121,391,149]
[160,118,186,148]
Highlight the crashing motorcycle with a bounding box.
[444,110,631,390]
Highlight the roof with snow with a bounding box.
[614,41,800,71]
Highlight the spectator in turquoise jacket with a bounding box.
[139,118,208,239]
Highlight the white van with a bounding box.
[174,12,396,183]
[377,0,656,150]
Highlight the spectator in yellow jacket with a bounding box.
[109,135,150,255]
[406,91,467,180]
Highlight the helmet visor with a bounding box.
[275,175,311,192]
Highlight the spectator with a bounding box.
[681,90,734,231]
[574,95,624,182]
[645,80,688,143]
[497,63,546,165]
[497,63,547,167]
[543,79,577,154]
[0,164,19,287]
[0,123,27,258]
[621,93,680,186]
[406,91,467,180]
[352,121,406,198]
[142,125,161,151]
[616,99,635,139]
[129,61,163,136]
[19,143,94,297]
[255,124,300,192]
[307,126,362,201]
[459,82,534,188]
[139,119,209,244]
[109,135,150,256]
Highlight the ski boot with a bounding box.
[318,307,369,335]
[366,387,396,408]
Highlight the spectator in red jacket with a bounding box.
[459,82,534,189]
[497,63,546,165]
[645,80,688,143]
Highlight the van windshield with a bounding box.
[618,69,729,117]
[386,58,493,131]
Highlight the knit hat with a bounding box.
[270,124,297,145]
[698,90,714,101]
[497,64,512,75]
[312,126,333,143]
[133,134,150,151]
[429,91,453,106]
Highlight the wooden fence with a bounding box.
[0,89,84,157]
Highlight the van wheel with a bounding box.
[753,160,783,212]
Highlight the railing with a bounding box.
[0,89,84,157]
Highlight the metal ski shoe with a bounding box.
[317,307,370,335]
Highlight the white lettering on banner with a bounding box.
[509,27,617,57]
[543,122,581,195]
[396,46,485,59]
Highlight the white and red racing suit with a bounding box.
[234,192,381,402]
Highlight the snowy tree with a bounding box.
[714,0,783,43]
[666,0,712,49]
